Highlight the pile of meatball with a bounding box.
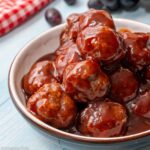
[23,9,150,137]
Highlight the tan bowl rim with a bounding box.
[8,18,150,144]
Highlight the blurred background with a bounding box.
[0,0,150,150]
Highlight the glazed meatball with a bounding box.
[60,29,70,45]
[56,40,73,56]
[67,13,80,41]
[146,66,150,81]
[77,25,125,64]
[55,41,82,80]
[27,83,77,128]
[60,13,80,44]
[23,60,57,95]
[79,9,115,30]
[121,32,150,69]
[110,68,139,103]
[132,90,150,119]
[63,60,110,102]
[61,9,115,44]
[78,101,127,137]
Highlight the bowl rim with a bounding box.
[8,18,150,144]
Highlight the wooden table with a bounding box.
[0,0,150,149]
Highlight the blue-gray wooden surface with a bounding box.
[0,0,150,150]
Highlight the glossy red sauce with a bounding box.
[22,9,150,138]
[23,53,150,136]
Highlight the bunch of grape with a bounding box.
[88,0,140,11]
[45,0,150,26]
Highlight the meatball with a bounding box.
[55,41,82,80]
[60,29,70,45]
[132,90,150,119]
[67,13,80,41]
[27,83,77,128]
[110,68,139,103]
[79,9,115,30]
[23,60,57,95]
[121,32,150,69]
[78,101,127,137]
[60,13,80,44]
[63,60,110,102]
[56,40,73,56]
[146,66,150,81]
[76,25,125,64]
[61,9,115,44]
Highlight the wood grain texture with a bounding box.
[0,0,150,149]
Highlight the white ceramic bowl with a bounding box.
[9,19,150,150]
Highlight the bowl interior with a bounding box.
[9,19,150,143]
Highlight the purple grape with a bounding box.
[120,0,139,10]
[45,8,62,26]
[64,0,76,5]
[102,0,120,11]
[88,0,105,10]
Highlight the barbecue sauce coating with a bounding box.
[63,60,110,102]
[79,9,115,30]
[110,68,139,103]
[132,90,150,119]
[27,83,77,128]
[121,32,150,69]
[76,25,125,63]
[55,41,82,80]
[67,13,80,41]
[61,9,115,43]
[23,61,57,95]
[78,101,127,137]
[23,9,150,138]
